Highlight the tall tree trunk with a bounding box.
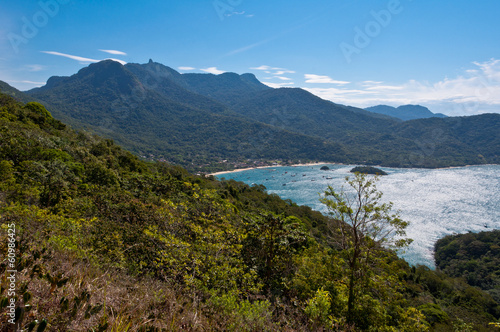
[347,267,355,323]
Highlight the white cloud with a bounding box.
[201,67,226,75]
[361,80,384,86]
[226,11,245,17]
[303,59,500,115]
[263,82,295,89]
[41,51,99,64]
[274,70,295,75]
[365,85,404,91]
[41,51,127,65]
[106,58,127,65]
[305,74,350,85]
[251,65,272,71]
[7,80,45,85]
[178,66,196,71]
[24,64,46,72]
[99,49,127,56]
[251,66,296,81]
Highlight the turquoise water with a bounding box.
[216,164,500,268]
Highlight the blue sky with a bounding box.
[1,0,500,115]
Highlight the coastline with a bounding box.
[209,163,498,176]
[209,162,331,176]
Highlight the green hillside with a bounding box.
[435,230,500,304]
[1,93,499,330]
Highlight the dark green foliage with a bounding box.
[418,304,449,324]
[435,230,500,304]
[350,166,388,175]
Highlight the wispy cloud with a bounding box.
[24,64,47,72]
[251,65,272,71]
[107,58,127,65]
[305,74,350,85]
[262,82,295,89]
[41,51,127,65]
[179,66,196,71]
[274,70,295,75]
[200,67,226,75]
[226,37,275,56]
[41,51,99,63]
[365,85,404,91]
[275,76,293,81]
[361,80,384,86]
[99,49,127,56]
[304,59,500,115]
[225,11,245,17]
[7,80,45,86]
[251,65,295,75]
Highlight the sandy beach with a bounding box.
[209,162,332,176]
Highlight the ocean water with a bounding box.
[216,164,500,268]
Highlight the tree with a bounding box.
[320,173,412,324]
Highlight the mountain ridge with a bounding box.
[23,60,351,171]
[3,59,496,170]
[366,104,448,121]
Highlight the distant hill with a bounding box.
[0,80,33,104]
[18,60,500,170]
[366,104,447,121]
[230,87,399,141]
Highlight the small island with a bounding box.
[320,165,330,170]
[350,166,388,175]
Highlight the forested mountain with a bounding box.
[22,61,350,171]
[366,104,448,121]
[1,92,499,331]
[393,114,500,166]
[0,80,33,104]
[230,87,398,140]
[0,59,495,171]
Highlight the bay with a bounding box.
[215,164,500,268]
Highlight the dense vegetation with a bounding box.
[435,230,500,304]
[350,166,388,175]
[1,93,499,330]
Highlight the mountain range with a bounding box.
[365,104,448,121]
[1,59,499,171]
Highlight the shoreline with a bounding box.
[209,163,498,176]
[209,162,331,176]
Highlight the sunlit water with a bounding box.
[216,164,500,268]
